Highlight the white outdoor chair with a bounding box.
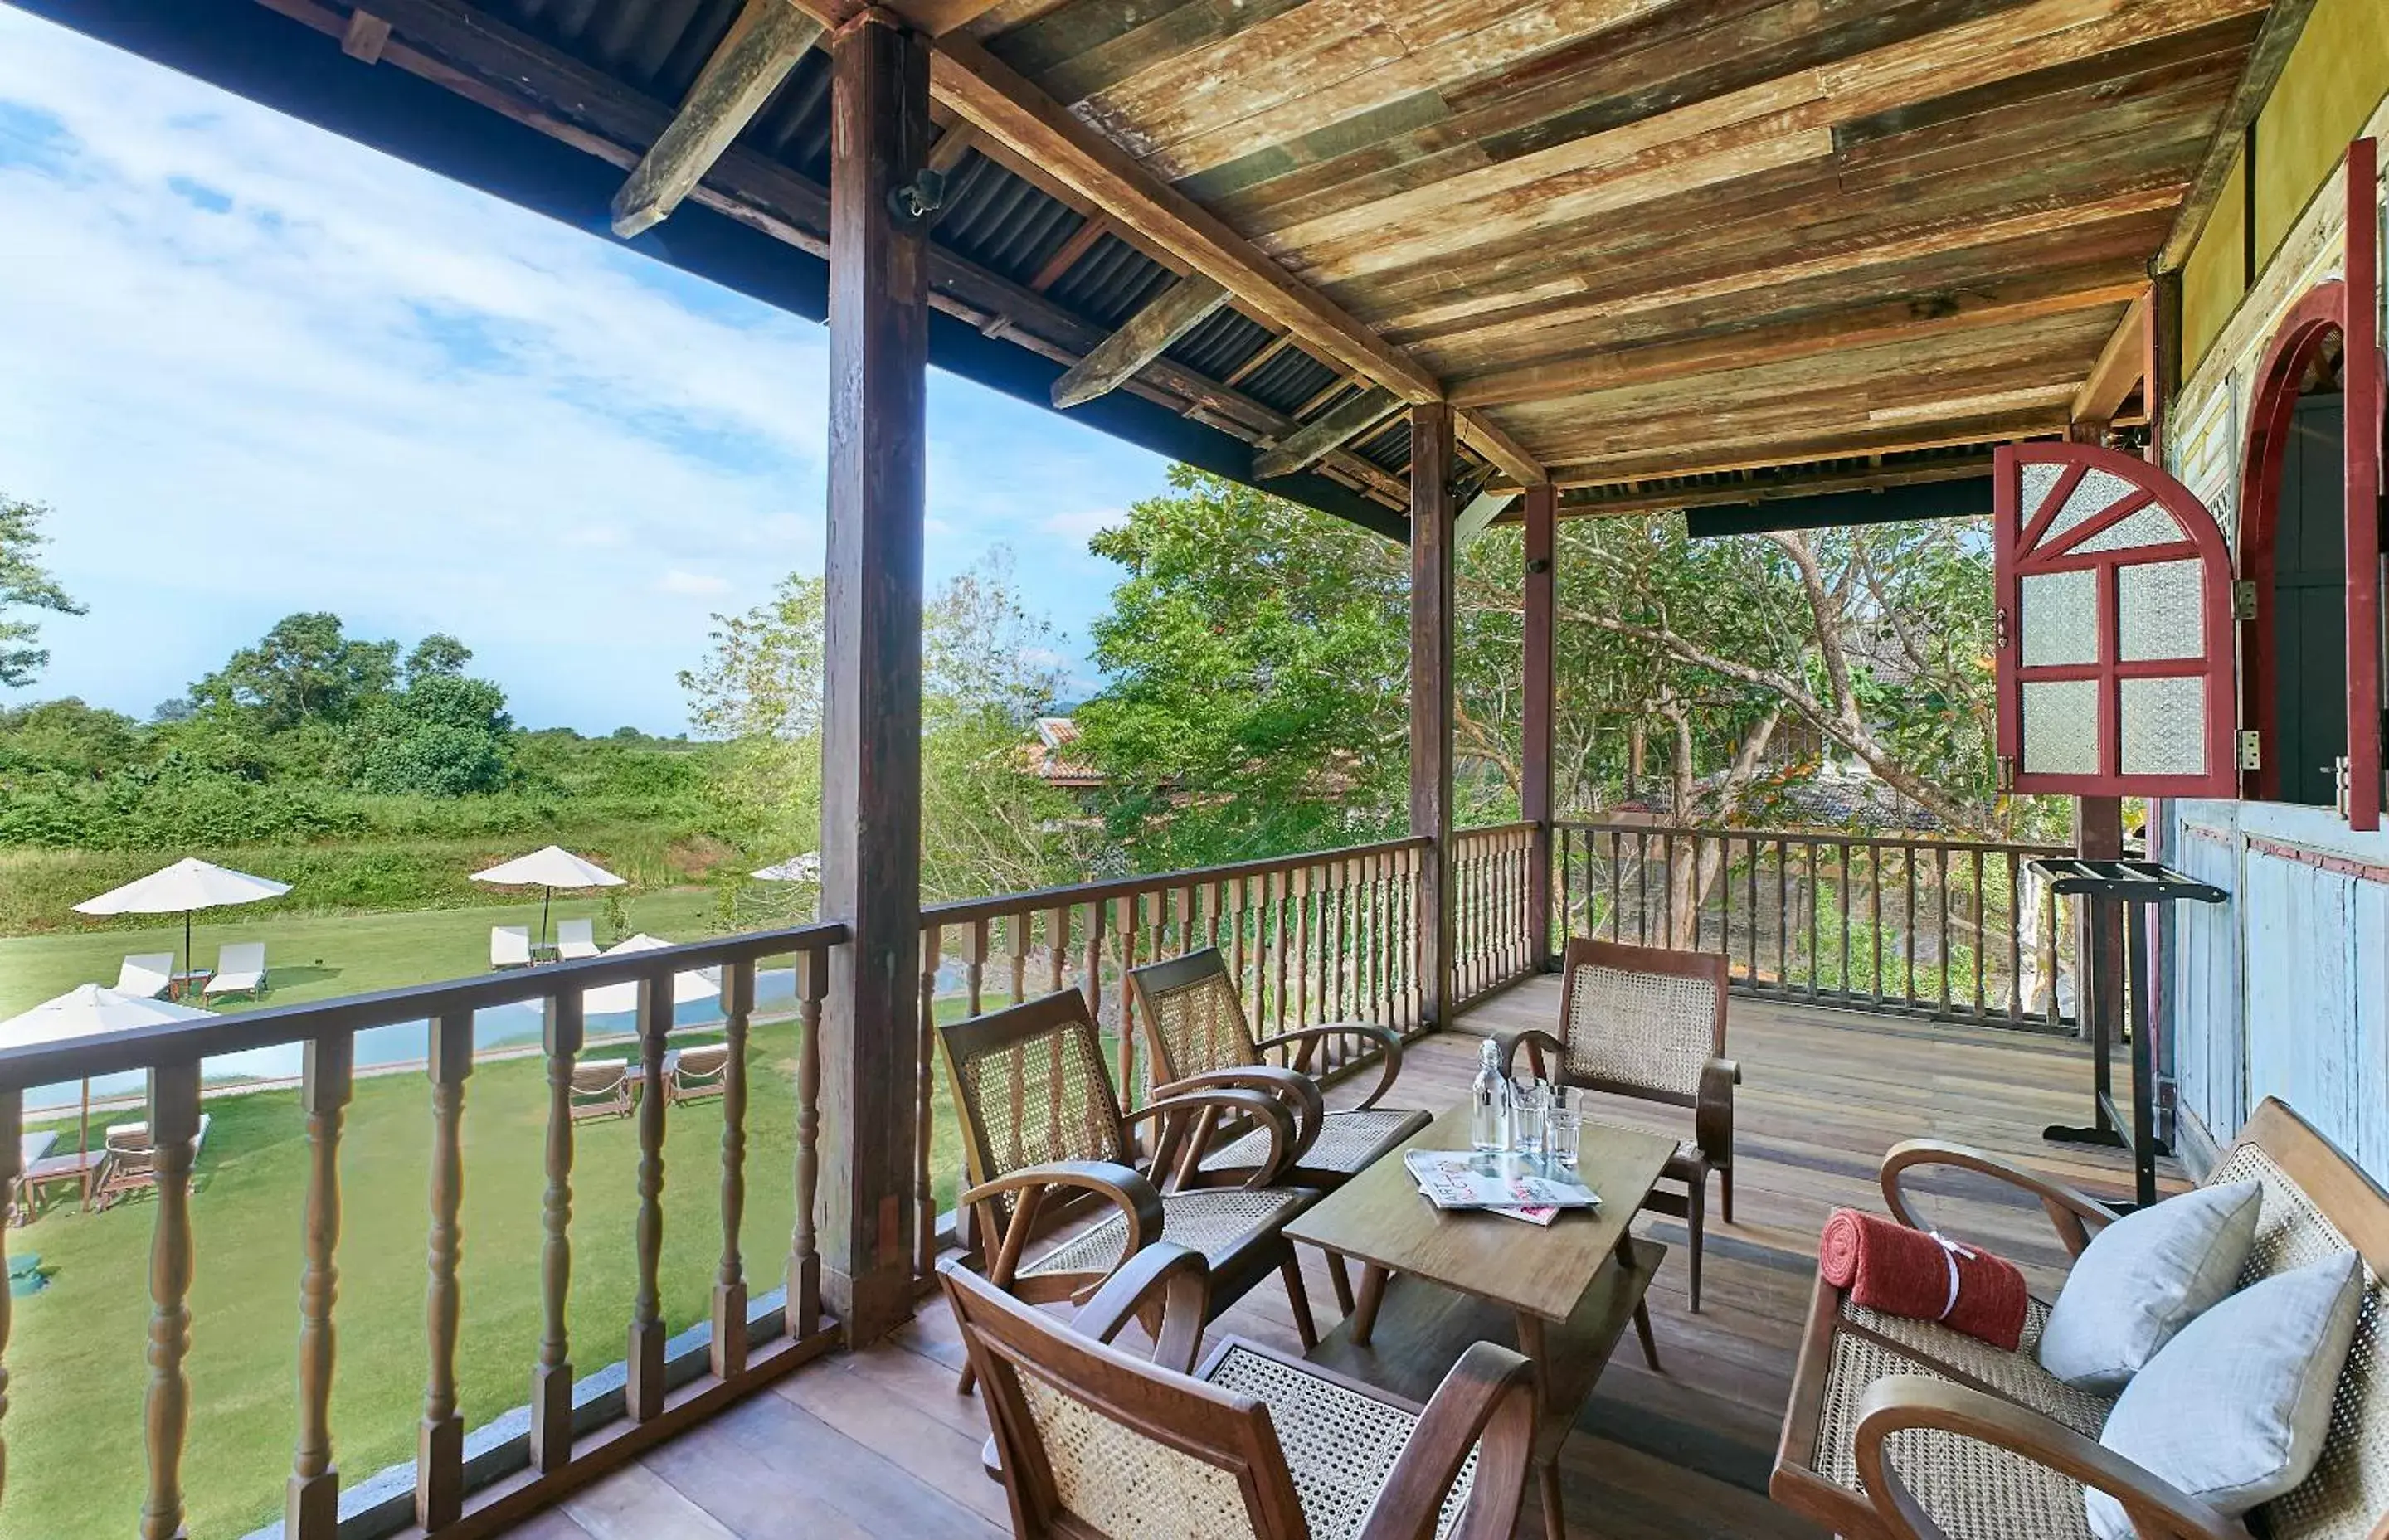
[114,954,174,999]
[202,942,268,1001]
[490,925,533,970]
[554,918,599,960]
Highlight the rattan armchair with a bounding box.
[939,988,1323,1392]
[1130,948,1433,1310]
[1497,936,1737,1311]
[941,1241,1540,1540]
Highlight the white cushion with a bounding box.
[2086,1252,2364,1539]
[2039,1181,2260,1393]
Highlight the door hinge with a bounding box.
[2237,731,2262,771]
[2231,581,2259,620]
[1996,754,2016,793]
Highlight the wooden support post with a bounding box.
[1410,403,1457,1027]
[530,993,581,1473]
[287,1034,353,1540]
[417,1014,470,1533]
[2343,136,2381,833]
[820,8,929,1348]
[1522,481,1557,973]
[2076,798,2125,1058]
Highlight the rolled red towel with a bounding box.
[1817,1207,2028,1352]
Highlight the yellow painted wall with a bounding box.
[2254,0,2389,259]
[2184,149,2248,370]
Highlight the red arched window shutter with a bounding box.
[1993,442,2238,798]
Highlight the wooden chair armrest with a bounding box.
[961,1160,1165,1290]
[1696,1057,1738,1167]
[1492,1027,1564,1083]
[1128,1089,1297,1189]
[1879,1139,2122,1259]
[1153,1066,1324,1162]
[1851,1375,2241,1540]
[1252,1022,1407,1110]
[1071,1241,1210,1375]
[1358,1342,1539,1540]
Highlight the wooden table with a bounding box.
[1284,1104,1678,1539]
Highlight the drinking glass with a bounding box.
[1510,1076,1548,1156]
[1547,1086,1583,1170]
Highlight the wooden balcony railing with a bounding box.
[1451,822,1540,1009]
[0,922,844,1540]
[912,835,1433,1272]
[1555,820,2080,1029]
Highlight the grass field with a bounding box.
[0,891,727,1021]
[3,1014,972,1540]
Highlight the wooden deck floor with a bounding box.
[523,982,2173,1540]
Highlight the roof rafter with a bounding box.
[610,0,823,238]
[1052,274,1229,409]
[1253,386,1400,480]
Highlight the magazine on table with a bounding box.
[1404,1149,1599,1227]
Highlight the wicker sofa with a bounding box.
[1770,1098,2387,1540]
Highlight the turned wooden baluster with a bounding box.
[1291,866,1312,1037]
[531,993,581,1473]
[419,1013,471,1530]
[962,920,988,1016]
[288,1034,353,1540]
[916,926,939,1276]
[787,946,829,1338]
[141,1061,202,1540]
[629,976,669,1421]
[713,959,756,1379]
[1114,896,1140,1109]
[0,1087,19,1514]
[1004,911,1031,1007]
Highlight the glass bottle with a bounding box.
[1470,1037,1510,1153]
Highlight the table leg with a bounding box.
[1324,1250,1355,1316]
[1512,1312,1550,1412]
[1633,1299,1660,1371]
[1511,1312,1563,1539]
[1535,1456,1564,1540]
[1350,1264,1390,1347]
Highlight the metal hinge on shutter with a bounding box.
[2238,731,2262,771]
[2231,581,2259,620]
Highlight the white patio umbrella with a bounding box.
[0,984,214,1195]
[73,857,292,987]
[750,853,820,882]
[581,933,720,1018]
[469,846,625,951]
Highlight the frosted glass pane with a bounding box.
[2072,504,2185,554]
[2120,676,2206,775]
[2022,679,2099,775]
[2021,569,2099,666]
[2020,461,2064,522]
[2118,559,2204,661]
[2040,469,2139,544]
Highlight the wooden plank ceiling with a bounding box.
[217,0,2286,521]
[946,0,2275,498]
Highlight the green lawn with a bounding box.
[0,891,725,1021]
[4,1018,972,1539]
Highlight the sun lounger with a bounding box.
[570,1059,635,1122]
[114,954,175,999]
[90,1115,212,1212]
[554,918,599,960]
[202,941,268,1001]
[667,1043,732,1105]
[490,925,533,970]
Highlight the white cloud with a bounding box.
[659,570,734,598]
[1040,508,1130,542]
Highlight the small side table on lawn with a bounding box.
[168,970,212,1002]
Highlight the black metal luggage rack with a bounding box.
[2028,858,2227,1208]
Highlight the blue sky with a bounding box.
[0,7,1170,734]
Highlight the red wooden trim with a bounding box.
[2023,539,2205,576]
[2017,462,2092,555]
[2236,279,2349,801]
[2031,490,2158,563]
[2345,138,2382,830]
[2246,834,2389,884]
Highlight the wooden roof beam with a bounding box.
[2071,289,2151,425]
[1051,274,1229,409]
[1457,409,1545,488]
[1253,386,1400,480]
[1028,215,1111,292]
[1540,456,1997,520]
[924,34,1444,405]
[2157,0,2325,270]
[1540,412,2071,490]
[610,0,823,238]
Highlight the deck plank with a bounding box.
[549,984,2172,1538]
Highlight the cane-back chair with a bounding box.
[1499,936,1737,1311]
[941,1242,1540,1540]
[1771,1098,2389,1540]
[940,989,1322,1367]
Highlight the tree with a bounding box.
[1,497,85,689]
[192,612,399,729]
[403,633,472,683]
[354,671,514,796]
